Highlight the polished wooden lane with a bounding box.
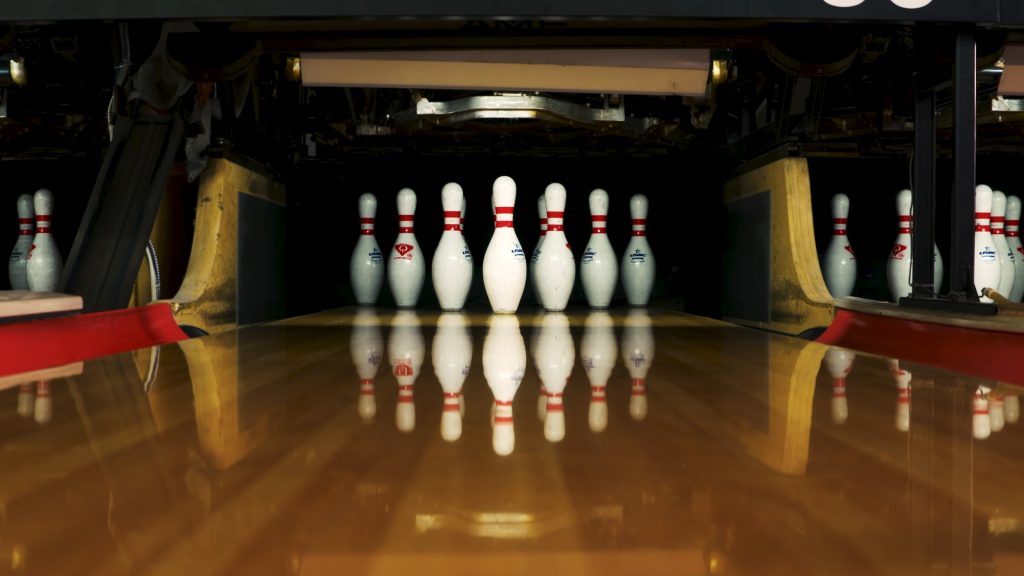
[1,307,1022,575]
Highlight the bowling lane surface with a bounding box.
[1,307,1023,575]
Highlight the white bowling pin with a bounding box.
[990,393,1006,433]
[483,176,527,314]
[992,191,1016,298]
[16,383,34,418]
[432,183,473,311]
[350,193,385,305]
[973,389,991,440]
[530,196,547,305]
[581,311,617,433]
[822,193,856,298]
[1005,394,1020,423]
[1005,196,1024,302]
[974,185,1001,303]
[388,188,425,308]
[534,183,575,312]
[432,312,472,442]
[887,190,914,302]
[888,359,911,432]
[888,190,944,300]
[25,189,62,292]
[483,315,526,456]
[823,347,855,424]
[350,308,383,423]
[534,313,575,443]
[621,194,656,306]
[621,309,654,421]
[34,381,52,425]
[581,189,618,309]
[388,310,424,432]
[8,193,34,290]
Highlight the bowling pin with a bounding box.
[388,310,424,432]
[350,193,385,305]
[432,312,472,442]
[8,193,33,290]
[887,190,914,302]
[388,188,425,308]
[431,183,473,311]
[992,191,1016,298]
[973,388,991,440]
[16,383,33,418]
[1005,196,1024,302]
[621,194,656,306]
[581,188,618,309]
[25,188,62,292]
[534,313,575,443]
[483,176,527,314]
[974,185,1001,303]
[34,381,51,425]
[581,311,617,433]
[534,183,575,312]
[888,359,911,432]
[822,193,856,298]
[350,308,383,423]
[483,315,526,456]
[621,309,654,421]
[823,347,855,424]
[530,196,547,304]
[1005,394,1020,424]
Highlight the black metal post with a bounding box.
[951,30,977,301]
[911,84,937,296]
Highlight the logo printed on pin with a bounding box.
[582,247,596,263]
[369,247,383,263]
[393,360,413,376]
[843,245,855,257]
[629,249,646,263]
[979,247,998,261]
[891,244,908,259]
[394,243,414,259]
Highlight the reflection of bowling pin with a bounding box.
[581,188,618,309]
[534,313,575,442]
[888,359,911,432]
[1005,196,1024,302]
[990,393,1005,433]
[25,189,63,292]
[17,383,34,418]
[388,311,424,432]
[483,176,527,314]
[621,310,654,420]
[992,191,1016,298]
[432,183,473,311]
[530,196,547,304]
[534,183,575,312]
[823,347,855,424]
[621,194,656,306]
[483,315,526,456]
[973,389,991,440]
[9,193,34,290]
[823,193,856,298]
[526,313,547,422]
[350,193,385,305]
[581,311,617,433]
[974,185,1001,302]
[34,381,52,425]
[432,312,472,442]
[350,309,383,423]
[1005,394,1020,423]
[388,188,426,308]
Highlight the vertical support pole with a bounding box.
[912,84,937,297]
[951,30,977,300]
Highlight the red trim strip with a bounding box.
[443,211,461,217]
[547,224,564,231]
[632,231,646,236]
[360,218,375,224]
[495,207,514,214]
[496,221,514,228]
[591,215,607,222]
[591,227,607,234]
[443,224,461,231]
[398,227,414,233]
[547,211,564,218]
[35,215,51,222]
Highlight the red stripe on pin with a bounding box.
[591,215,607,222]
[494,416,513,424]
[976,212,991,219]
[443,211,461,217]
[898,215,913,222]
[496,221,514,228]
[898,227,912,233]
[19,230,32,235]
[833,230,847,236]
[976,225,991,232]
[592,227,607,234]
[547,224,564,231]
[398,227,414,233]
[444,224,461,231]
[443,404,460,412]
[495,400,513,407]
[36,227,50,233]
[18,218,32,224]
[631,231,646,236]
[547,211,564,218]
[360,229,374,235]
[632,219,646,225]
[360,218,375,224]
[495,207,514,214]
[833,218,848,224]
[546,404,564,412]
[36,215,51,222]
